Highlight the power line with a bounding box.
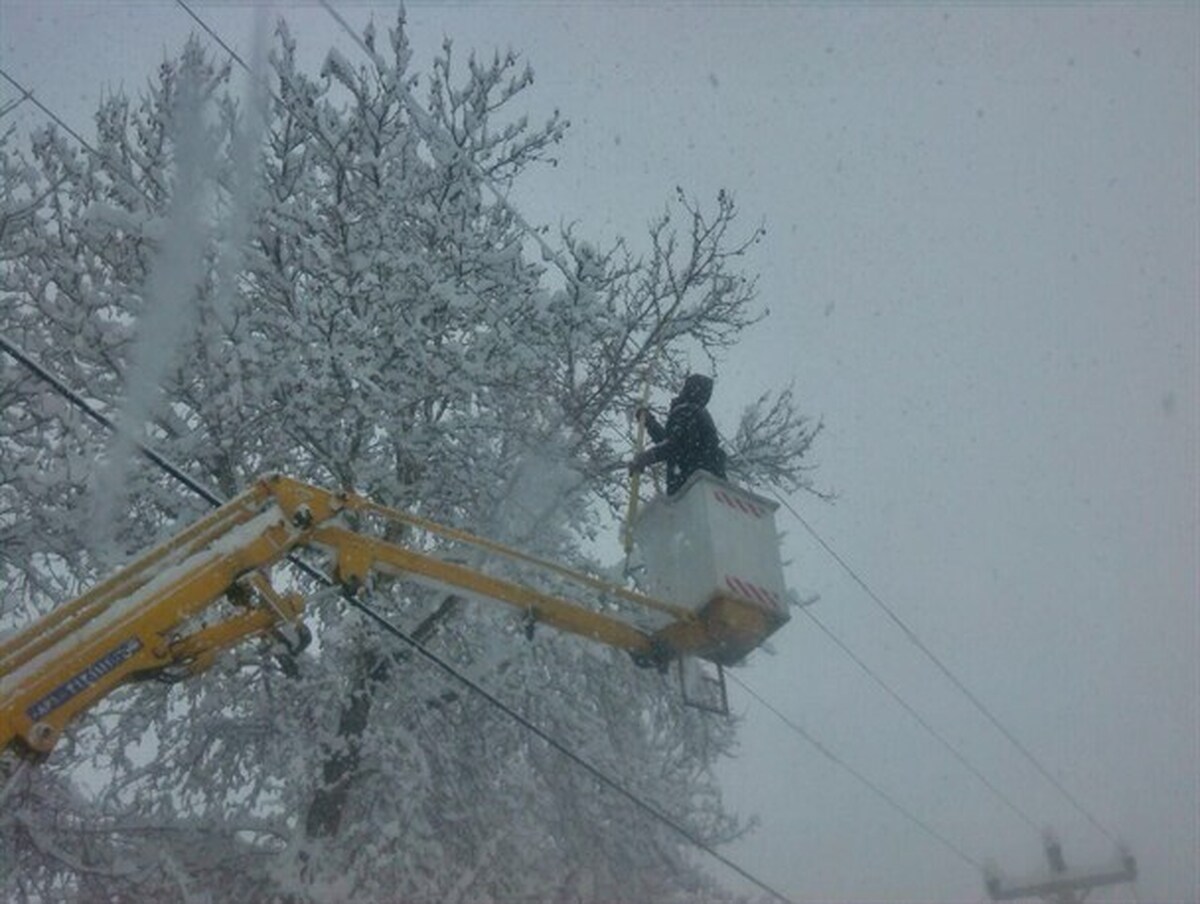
[0,331,795,904]
[796,604,1043,834]
[709,426,1044,838]
[0,67,167,207]
[0,334,220,508]
[774,492,1121,846]
[727,671,984,872]
[0,69,102,163]
[174,0,251,72]
[0,89,32,121]
[349,597,795,903]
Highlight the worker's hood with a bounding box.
[678,374,713,406]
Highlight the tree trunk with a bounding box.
[303,646,388,839]
[303,595,461,839]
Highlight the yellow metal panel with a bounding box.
[344,493,693,622]
[0,481,273,672]
[166,606,286,667]
[310,525,655,656]
[1,503,301,754]
[653,595,787,665]
[261,473,346,526]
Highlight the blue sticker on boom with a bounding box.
[26,636,144,721]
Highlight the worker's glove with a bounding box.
[628,449,655,475]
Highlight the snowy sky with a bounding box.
[2,2,1197,902]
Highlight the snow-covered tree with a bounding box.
[1,11,819,902]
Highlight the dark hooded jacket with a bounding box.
[638,374,727,494]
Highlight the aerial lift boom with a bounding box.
[1,473,786,763]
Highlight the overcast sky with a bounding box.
[2,2,1196,902]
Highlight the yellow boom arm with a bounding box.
[1,474,708,761]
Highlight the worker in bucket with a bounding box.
[629,374,727,494]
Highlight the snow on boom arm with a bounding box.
[1,473,786,762]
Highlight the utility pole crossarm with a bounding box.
[985,837,1137,904]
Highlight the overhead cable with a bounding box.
[709,425,1045,838]
[174,0,252,72]
[0,67,165,206]
[797,604,1042,833]
[727,671,984,872]
[348,596,795,904]
[0,89,32,121]
[0,69,102,164]
[774,492,1120,846]
[0,334,220,508]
